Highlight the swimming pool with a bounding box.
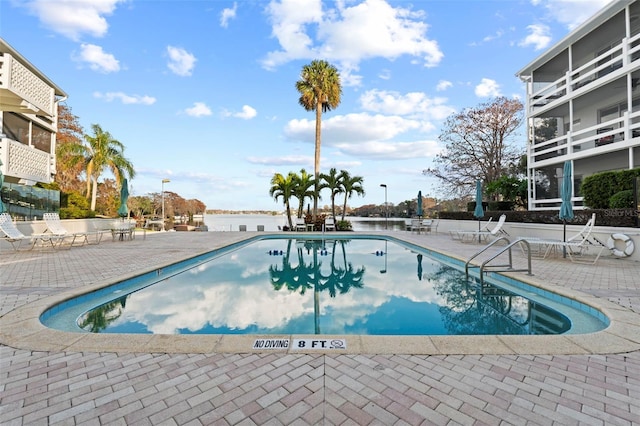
[41,236,608,336]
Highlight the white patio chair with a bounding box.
[456,215,508,243]
[521,213,605,264]
[324,217,336,231]
[42,213,89,247]
[450,217,493,240]
[0,213,60,250]
[295,218,307,231]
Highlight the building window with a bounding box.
[32,124,52,153]
[2,112,29,145]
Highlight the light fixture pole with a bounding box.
[380,184,388,230]
[161,179,170,231]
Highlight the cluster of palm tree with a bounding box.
[57,120,135,213]
[269,167,365,230]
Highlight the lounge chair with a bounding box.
[294,218,307,231]
[42,213,87,247]
[324,217,336,231]
[520,213,605,264]
[407,218,421,233]
[450,217,493,240]
[420,219,434,233]
[0,213,60,250]
[454,214,508,243]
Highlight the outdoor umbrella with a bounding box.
[0,159,6,213]
[417,254,423,281]
[473,180,485,243]
[559,161,574,257]
[417,191,423,218]
[117,178,129,218]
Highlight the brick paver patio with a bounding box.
[1,231,639,425]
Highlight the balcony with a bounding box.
[527,34,640,114]
[530,110,640,166]
[0,52,55,117]
[0,138,54,184]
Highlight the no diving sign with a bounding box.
[251,338,347,351]
[252,339,290,350]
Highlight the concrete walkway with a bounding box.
[1,230,639,425]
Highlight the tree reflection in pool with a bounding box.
[75,237,572,336]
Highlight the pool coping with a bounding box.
[1,232,640,355]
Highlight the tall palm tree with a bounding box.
[292,169,315,219]
[82,124,135,211]
[295,59,342,220]
[339,171,365,222]
[320,167,343,219]
[269,172,297,229]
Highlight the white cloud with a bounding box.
[359,89,455,121]
[436,80,453,91]
[184,102,212,117]
[519,24,551,50]
[22,0,124,41]
[262,0,443,86]
[475,78,501,98]
[94,92,156,105]
[73,43,120,73]
[220,2,238,28]
[285,113,422,144]
[333,139,440,159]
[535,0,612,30]
[247,155,313,166]
[483,29,504,43]
[224,105,257,120]
[378,69,392,80]
[167,46,197,76]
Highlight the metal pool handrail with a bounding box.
[465,237,533,285]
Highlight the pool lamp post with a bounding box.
[380,184,388,229]
[161,178,170,231]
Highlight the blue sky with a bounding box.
[2,0,612,211]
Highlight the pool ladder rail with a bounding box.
[465,237,533,286]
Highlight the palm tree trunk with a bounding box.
[285,200,293,229]
[342,196,348,222]
[313,103,322,220]
[90,176,98,211]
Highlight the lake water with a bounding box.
[204,214,410,232]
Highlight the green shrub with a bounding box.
[487,201,515,211]
[609,190,634,209]
[466,201,488,211]
[59,191,94,218]
[337,220,352,231]
[582,168,640,209]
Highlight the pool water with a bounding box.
[41,236,608,336]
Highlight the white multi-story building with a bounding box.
[0,37,67,219]
[516,0,640,210]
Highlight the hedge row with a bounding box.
[439,209,638,227]
[582,168,640,209]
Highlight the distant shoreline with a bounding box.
[205,210,283,215]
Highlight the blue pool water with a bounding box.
[41,236,608,336]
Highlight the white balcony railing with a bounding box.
[0,139,54,183]
[530,111,640,167]
[0,53,55,116]
[528,33,640,113]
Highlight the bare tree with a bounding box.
[423,97,524,199]
[55,104,86,193]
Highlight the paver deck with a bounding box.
[1,230,639,425]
